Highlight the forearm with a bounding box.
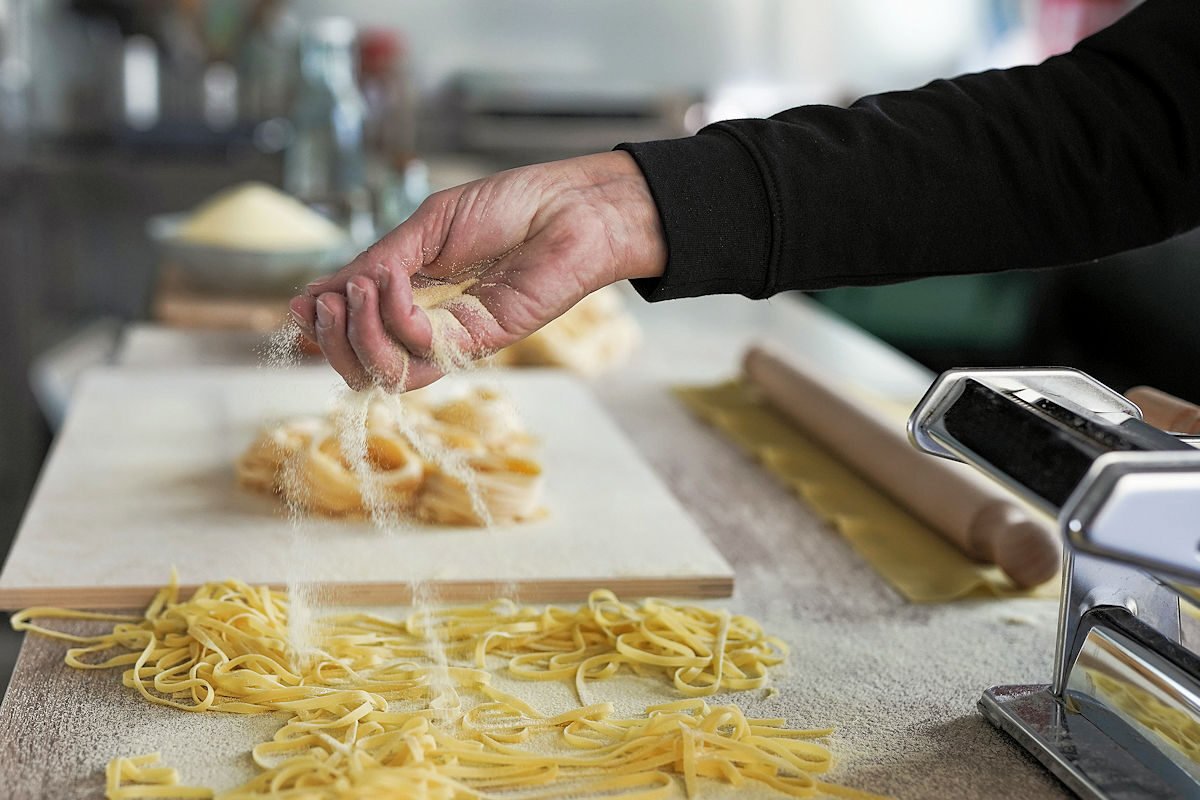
[620,0,1200,301]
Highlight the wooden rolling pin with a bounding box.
[743,343,1061,588]
[1125,386,1200,434]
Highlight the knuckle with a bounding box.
[362,242,387,267]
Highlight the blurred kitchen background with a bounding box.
[1,0,1195,692]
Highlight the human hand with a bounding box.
[289,151,665,391]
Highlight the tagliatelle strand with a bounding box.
[105,753,213,800]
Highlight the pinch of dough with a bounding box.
[412,278,477,308]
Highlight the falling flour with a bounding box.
[261,274,503,663]
[258,317,304,370]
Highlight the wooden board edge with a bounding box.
[0,575,735,611]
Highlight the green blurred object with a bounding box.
[811,272,1035,351]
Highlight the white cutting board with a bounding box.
[0,367,733,609]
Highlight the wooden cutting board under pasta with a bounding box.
[0,367,733,609]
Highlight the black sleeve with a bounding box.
[616,0,1200,301]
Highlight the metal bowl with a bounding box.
[146,213,355,294]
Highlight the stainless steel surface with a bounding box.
[907,367,1143,516]
[1067,620,1200,785]
[979,684,1187,799]
[908,367,1141,463]
[980,608,1200,800]
[1053,552,1180,694]
[447,73,694,161]
[1063,452,1200,584]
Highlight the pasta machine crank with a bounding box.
[908,367,1200,800]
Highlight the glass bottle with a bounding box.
[283,17,372,244]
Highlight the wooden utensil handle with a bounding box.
[1126,385,1200,434]
[742,343,1060,588]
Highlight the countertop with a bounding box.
[0,291,1069,799]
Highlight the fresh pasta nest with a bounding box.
[491,285,641,376]
[236,386,543,525]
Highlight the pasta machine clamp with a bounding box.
[908,367,1200,800]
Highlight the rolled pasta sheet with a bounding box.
[418,452,544,526]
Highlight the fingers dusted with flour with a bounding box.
[314,293,371,389]
[365,279,510,392]
[377,268,434,358]
[337,269,510,392]
[306,263,501,392]
[289,295,317,340]
[345,277,408,388]
[343,275,445,390]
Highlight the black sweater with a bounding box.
[617,0,1200,302]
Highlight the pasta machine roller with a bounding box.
[908,367,1200,800]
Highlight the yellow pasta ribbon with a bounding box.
[106,753,213,799]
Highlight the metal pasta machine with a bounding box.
[908,368,1200,800]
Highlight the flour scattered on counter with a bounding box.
[17,584,872,799]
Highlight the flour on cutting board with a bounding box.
[0,366,733,609]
